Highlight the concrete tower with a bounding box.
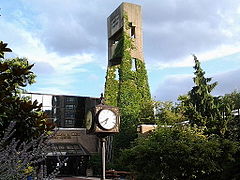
[107,2,144,66]
[104,2,152,121]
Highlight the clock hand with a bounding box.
[100,118,109,125]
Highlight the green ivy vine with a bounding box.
[104,12,154,154]
[104,13,152,123]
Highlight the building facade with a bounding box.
[24,93,100,128]
[23,93,100,176]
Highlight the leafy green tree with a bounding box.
[223,91,240,141]
[224,90,240,109]
[88,154,101,176]
[117,55,240,179]
[116,55,240,179]
[0,41,54,142]
[119,126,239,180]
[180,55,231,136]
[0,41,12,58]
[155,101,186,125]
[187,55,217,126]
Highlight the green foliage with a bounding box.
[88,154,101,176]
[116,55,240,179]
[188,55,218,125]
[0,41,12,58]
[224,90,240,109]
[0,41,54,142]
[0,57,36,93]
[104,65,120,107]
[155,101,186,125]
[105,14,152,116]
[120,126,239,180]
[223,91,240,141]
[179,55,231,136]
[139,100,155,124]
[104,15,153,151]
[112,35,125,59]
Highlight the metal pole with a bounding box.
[101,137,106,180]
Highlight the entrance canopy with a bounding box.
[47,143,90,156]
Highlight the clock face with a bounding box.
[85,110,93,130]
[98,109,117,130]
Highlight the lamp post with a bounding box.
[85,95,120,180]
[101,137,106,180]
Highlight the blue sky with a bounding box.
[1,0,240,101]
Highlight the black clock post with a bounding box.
[85,94,120,180]
[98,135,107,180]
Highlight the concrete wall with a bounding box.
[107,2,144,64]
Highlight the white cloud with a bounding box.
[151,43,240,70]
[0,17,95,74]
[213,68,240,96]
[2,0,240,99]
[0,10,97,95]
[154,74,193,101]
[4,0,240,70]
[142,0,240,68]
[154,67,240,102]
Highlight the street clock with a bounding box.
[85,110,93,131]
[98,109,117,130]
[85,104,120,135]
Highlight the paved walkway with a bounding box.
[55,177,97,180]
[55,177,110,180]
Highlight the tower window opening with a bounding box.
[113,40,119,45]
[131,58,137,71]
[129,23,136,38]
[115,68,119,80]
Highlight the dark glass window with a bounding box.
[65,112,75,118]
[65,119,75,125]
[66,97,75,103]
[66,104,75,110]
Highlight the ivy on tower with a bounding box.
[104,3,153,130]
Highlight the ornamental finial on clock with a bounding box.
[100,93,105,105]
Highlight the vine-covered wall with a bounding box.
[104,14,152,124]
[104,13,154,154]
